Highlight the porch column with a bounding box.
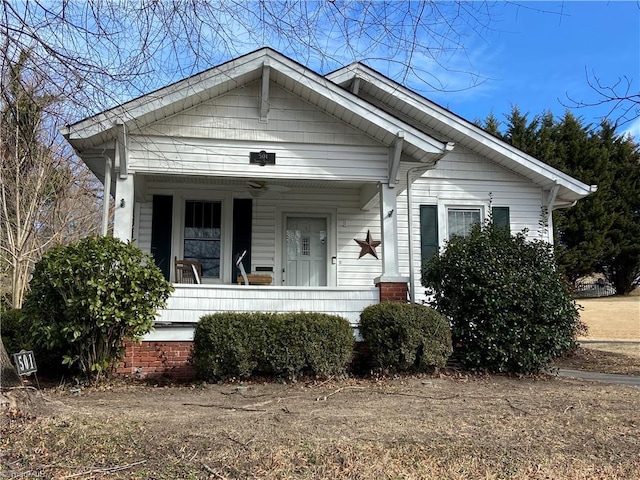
[101,157,112,236]
[375,182,409,302]
[113,174,135,241]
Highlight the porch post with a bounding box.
[101,157,112,236]
[113,174,135,241]
[375,182,409,302]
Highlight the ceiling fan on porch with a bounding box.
[246,180,290,198]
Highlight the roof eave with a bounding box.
[329,63,595,200]
[65,48,449,160]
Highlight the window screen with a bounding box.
[447,208,481,239]
[184,200,222,278]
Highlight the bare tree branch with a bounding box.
[562,68,640,128]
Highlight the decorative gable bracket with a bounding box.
[115,122,128,179]
[260,61,270,122]
[388,131,404,187]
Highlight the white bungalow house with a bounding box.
[62,48,595,377]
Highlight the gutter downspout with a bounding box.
[407,142,454,303]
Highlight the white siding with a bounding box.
[135,201,153,252]
[133,81,383,146]
[137,182,385,288]
[125,81,390,182]
[127,136,389,182]
[147,284,380,340]
[136,144,549,305]
[257,187,384,287]
[397,147,548,304]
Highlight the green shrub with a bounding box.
[23,236,173,378]
[191,312,261,379]
[1,308,30,357]
[303,313,356,377]
[422,222,583,374]
[191,312,354,380]
[1,308,67,377]
[359,302,452,372]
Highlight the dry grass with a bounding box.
[577,296,639,341]
[2,376,640,479]
[554,295,640,375]
[554,347,640,375]
[2,295,639,479]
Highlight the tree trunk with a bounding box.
[1,339,22,388]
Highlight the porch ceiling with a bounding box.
[144,174,366,190]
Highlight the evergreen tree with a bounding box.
[503,106,539,154]
[476,112,501,137]
[483,107,640,294]
[600,126,640,293]
[549,113,616,284]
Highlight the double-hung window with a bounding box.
[184,200,221,279]
[447,208,481,239]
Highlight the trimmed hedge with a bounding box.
[359,302,452,372]
[190,312,354,380]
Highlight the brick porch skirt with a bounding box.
[116,341,195,380]
[377,281,408,303]
[117,281,407,380]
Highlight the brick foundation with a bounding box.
[116,282,408,380]
[376,281,408,303]
[116,341,195,380]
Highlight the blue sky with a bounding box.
[417,2,640,138]
[208,1,639,139]
[19,1,634,139]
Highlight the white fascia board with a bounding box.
[328,64,595,199]
[271,55,446,156]
[63,48,272,143]
[326,63,366,86]
[64,48,446,160]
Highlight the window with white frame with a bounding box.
[447,208,481,239]
[184,200,222,278]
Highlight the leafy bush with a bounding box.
[191,313,261,379]
[359,302,452,372]
[422,222,583,374]
[23,236,173,378]
[1,308,30,357]
[1,308,67,377]
[191,312,354,380]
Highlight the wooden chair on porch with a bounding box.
[174,257,202,284]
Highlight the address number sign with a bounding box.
[13,350,38,375]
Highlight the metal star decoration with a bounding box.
[355,230,381,259]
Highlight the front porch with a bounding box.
[146,283,381,341]
[117,283,384,379]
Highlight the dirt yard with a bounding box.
[2,375,639,479]
[552,295,639,375]
[2,295,639,479]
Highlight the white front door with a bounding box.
[285,217,327,286]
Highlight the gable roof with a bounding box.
[326,62,596,205]
[63,47,594,205]
[62,47,448,164]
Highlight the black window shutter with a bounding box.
[420,205,439,264]
[492,206,510,230]
[150,195,173,281]
[232,198,252,281]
